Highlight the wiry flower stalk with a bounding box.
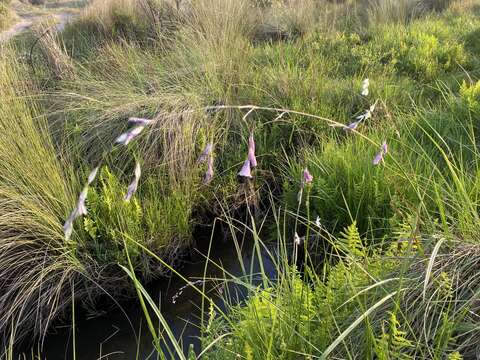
[125,162,142,201]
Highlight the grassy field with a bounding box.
[2,0,480,358]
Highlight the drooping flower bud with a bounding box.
[115,126,145,145]
[125,162,142,201]
[373,141,388,166]
[248,133,257,168]
[198,143,213,163]
[204,154,214,184]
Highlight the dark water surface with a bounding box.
[39,239,277,360]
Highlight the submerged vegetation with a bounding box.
[2,0,480,358]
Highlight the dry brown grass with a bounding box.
[33,18,75,80]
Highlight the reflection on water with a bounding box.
[40,239,277,360]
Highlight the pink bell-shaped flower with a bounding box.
[248,133,257,168]
[238,159,253,178]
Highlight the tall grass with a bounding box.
[0,46,80,346]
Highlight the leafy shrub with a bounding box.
[460,80,480,114]
[397,30,466,80]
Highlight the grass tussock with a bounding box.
[0,46,80,343]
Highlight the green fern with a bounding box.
[448,351,463,360]
[374,312,414,360]
[339,222,365,258]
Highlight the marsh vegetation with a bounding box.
[2,0,480,359]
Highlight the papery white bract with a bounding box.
[361,78,369,96]
[125,162,142,201]
[294,232,301,246]
[356,102,376,122]
[315,216,321,228]
[76,187,89,216]
[63,186,89,241]
[63,210,76,241]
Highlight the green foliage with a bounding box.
[374,312,414,360]
[5,0,480,355]
[460,80,480,114]
[284,139,397,236]
[84,167,194,272]
[396,29,466,80]
[202,225,404,359]
[339,221,365,257]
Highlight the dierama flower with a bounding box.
[373,141,388,165]
[198,143,213,163]
[115,125,145,145]
[76,187,89,216]
[63,212,75,241]
[303,168,313,185]
[294,232,302,246]
[344,120,361,131]
[238,159,253,178]
[128,117,155,126]
[315,216,321,228]
[125,162,141,201]
[356,102,377,122]
[248,133,257,168]
[204,154,214,184]
[361,78,369,96]
[87,166,99,185]
[63,186,89,241]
